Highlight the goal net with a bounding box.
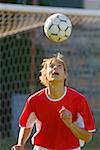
[0,3,100,150]
[0,3,100,37]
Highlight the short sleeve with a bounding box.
[19,96,36,128]
[78,96,96,132]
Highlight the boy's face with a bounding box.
[46,59,66,83]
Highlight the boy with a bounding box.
[11,53,96,150]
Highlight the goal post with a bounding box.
[0,3,100,150]
[0,3,100,37]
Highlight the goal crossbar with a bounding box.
[0,3,100,38]
[0,3,100,16]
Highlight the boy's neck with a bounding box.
[47,82,65,99]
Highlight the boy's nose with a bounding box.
[53,65,58,70]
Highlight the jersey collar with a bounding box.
[45,87,67,102]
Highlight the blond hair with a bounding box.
[39,53,68,86]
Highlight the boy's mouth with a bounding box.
[52,72,59,75]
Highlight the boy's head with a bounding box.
[39,53,68,86]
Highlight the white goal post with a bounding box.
[0,3,100,37]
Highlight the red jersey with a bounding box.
[19,87,96,149]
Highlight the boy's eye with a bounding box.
[58,64,61,67]
[49,63,62,68]
[49,64,54,68]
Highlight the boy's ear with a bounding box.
[64,72,67,79]
[44,75,49,85]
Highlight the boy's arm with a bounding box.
[59,107,93,143]
[66,122,93,143]
[11,127,33,150]
[18,127,33,145]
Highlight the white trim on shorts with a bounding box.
[33,145,81,150]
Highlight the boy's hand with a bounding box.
[59,106,72,127]
[11,145,24,150]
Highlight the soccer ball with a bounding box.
[44,13,72,42]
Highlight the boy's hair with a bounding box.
[39,52,68,86]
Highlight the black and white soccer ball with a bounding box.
[44,13,72,42]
